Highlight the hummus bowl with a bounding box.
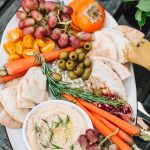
[23,100,93,150]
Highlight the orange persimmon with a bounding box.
[75,0,105,32]
[69,0,85,29]
[70,22,81,31]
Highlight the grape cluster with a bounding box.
[16,0,92,48]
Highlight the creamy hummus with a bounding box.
[26,104,89,150]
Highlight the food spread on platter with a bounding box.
[0,0,150,150]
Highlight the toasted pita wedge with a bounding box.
[21,67,47,104]
[91,56,131,80]
[17,76,35,108]
[114,25,144,44]
[0,86,29,123]
[0,103,22,128]
[87,31,118,61]
[89,59,126,99]
[101,29,129,64]
[3,77,22,89]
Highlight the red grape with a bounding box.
[78,134,89,148]
[39,0,45,10]
[58,33,68,47]
[60,14,70,22]
[69,36,80,48]
[25,0,39,10]
[19,18,35,29]
[16,11,27,19]
[44,1,57,11]
[48,16,57,28]
[48,11,57,17]
[78,32,93,41]
[86,144,100,150]
[34,26,46,39]
[22,26,35,35]
[50,28,62,40]
[85,129,97,143]
[45,26,51,36]
[31,10,42,21]
[21,0,30,12]
[62,6,73,15]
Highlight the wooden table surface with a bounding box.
[0,0,150,149]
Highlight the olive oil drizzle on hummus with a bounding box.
[34,115,71,149]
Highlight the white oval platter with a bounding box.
[0,0,137,149]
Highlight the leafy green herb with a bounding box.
[70,144,74,150]
[145,12,150,17]
[52,121,60,129]
[66,115,71,125]
[51,143,63,149]
[135,9,142,21]
[49,131,54,143]
[136,0,150,12]
[41,142,50,149]
[34,123,41,133]
[58,115,64,125]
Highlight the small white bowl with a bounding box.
[22,100,93,150]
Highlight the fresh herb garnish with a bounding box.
[66,115,71,125]
[70,144,74,150]
[34,123,41,133]
[51,143,63,149]
[58,115,64,125]
[49,131,54,143]
[41,142,50,149]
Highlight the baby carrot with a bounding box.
[78,99,140,136]
[4,47,75,75]
[94,113,133,144]
[0,71,26,83]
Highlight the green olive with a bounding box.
[69,51,78,60]
[51,72,62,81]
[84,42,92,51]
[82,67,92,80]
[58,60,66,70]
[73,67,84,76]
[66,60,76,70]
[59,51,69,59]
[77,62,85,68]
[68,71,78,79]
[93,88,102,97]
[84,58,92,67]
[75,48,84,54]
[78,52,85,62]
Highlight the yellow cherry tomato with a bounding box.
[36,38,46,48]
[15,40,24,55]
[23,49,35,58]
[6,28,23,42]
[8,53,21,61]
[23,35,35,49]
[3,41,15,54]
[33,42,40,52]
[41,39,55,53]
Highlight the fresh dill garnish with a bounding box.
[41,142,50,149]
[49,131,54,143]
[70,144,74,150]
[34,123,41,133]
[57,115,64,125]
[66,115,71,125]
[51,143,63,149]
[33,53,125,107]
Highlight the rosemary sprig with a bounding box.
[34,53,125,107]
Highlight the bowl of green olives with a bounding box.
[57,43,93,80]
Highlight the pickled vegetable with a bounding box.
[59,51,69,60]
[58,60,66,70]
[51,72,62,81]
[82,68,92,80]
[74,67,84,76]
[68,71,78,79]
[69,51,78,60]
[66,60,76,70]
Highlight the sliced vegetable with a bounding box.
[6,28,22,41]
[8,54,21,62]
[23,34,35,48]
[15,40,24,55]
[3,41,15,54]
[2,47,75,76]
[41,39,55,53]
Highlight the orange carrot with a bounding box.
[0,71,26,83]
[94,113,133,144]
[78,99,140,136]
[5,47,75,75]
[63,94,132,150]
